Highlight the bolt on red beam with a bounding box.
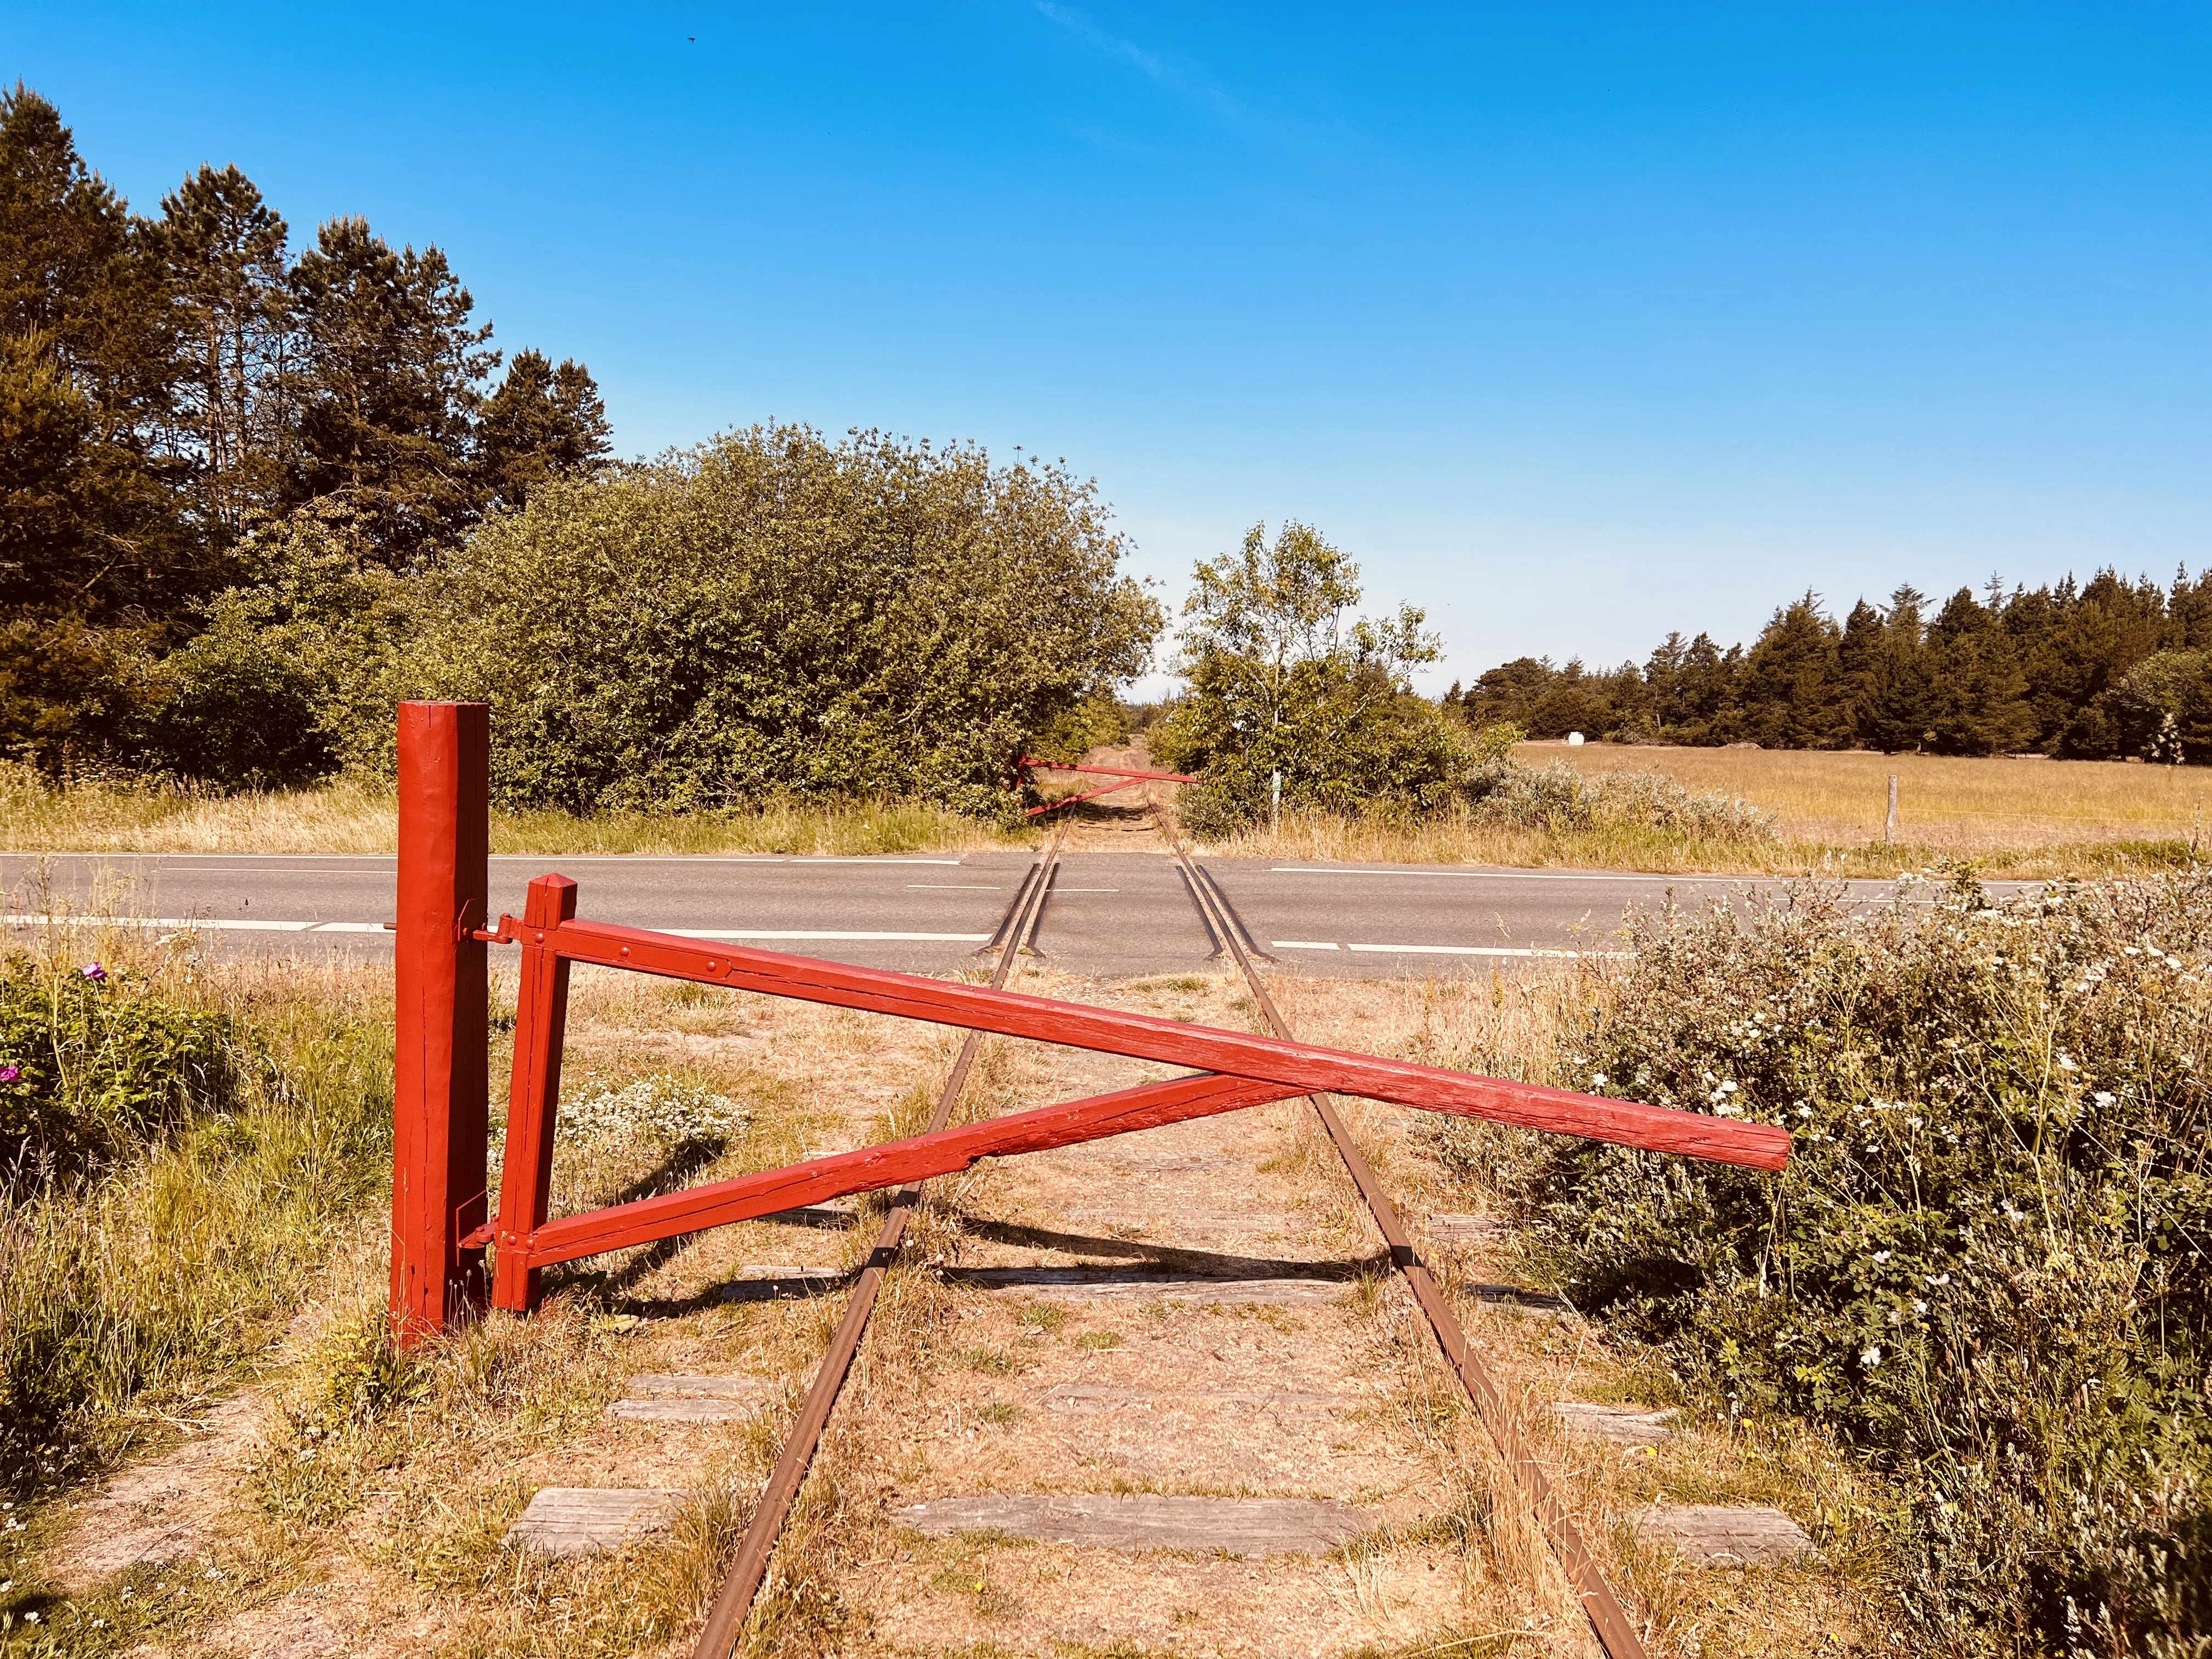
[496,1070,1300,1271]
[390,702,492,1344]
[501,912,1791,1171]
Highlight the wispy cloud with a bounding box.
[1032,2,1267,134]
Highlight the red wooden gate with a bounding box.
[388,703,1788,1339]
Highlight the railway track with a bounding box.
[685,803,1648,1658]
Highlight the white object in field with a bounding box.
[1567,731,1585,747]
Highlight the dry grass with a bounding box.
[20,943,1893,1657]
[0,765,1029,858]
[1535,741,2211,860]
[1194,743,2212,878]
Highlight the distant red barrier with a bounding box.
[1017,754,1195,816]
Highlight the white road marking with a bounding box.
[1267,866,1742,884]
[1053,888,1121,893]
[1343,942,1627,960]
[4,916,385,934]
[3,853,977,866]
[788,856,967,865]
[906,883,1001,889]
[1273,937,1624,960]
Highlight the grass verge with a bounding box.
[0,766,1030,857]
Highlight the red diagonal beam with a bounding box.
[1020,758,1197,784]
[1024,776,1157,816]
[501,1071,1298,1269]
[505,911,1789,1170]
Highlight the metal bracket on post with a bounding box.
[390,701,492,1344]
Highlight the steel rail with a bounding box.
[687,823,1068,1659]
[1164,826,1654,1659]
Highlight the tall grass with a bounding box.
[0,763,1029,857]
[0,922,392,1491]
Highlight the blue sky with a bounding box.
[9,3,2210,692]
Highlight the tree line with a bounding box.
[2,84,611,770]
[1452,571,2212,761]
[2,86,1158,810]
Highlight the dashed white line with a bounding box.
[906,884,1002,890]
[1272,939,1627,960]
[1267,865,1740,884]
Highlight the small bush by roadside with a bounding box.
[1456,873,2212,1655]
[0,932,392,1494]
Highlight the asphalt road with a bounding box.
[1,850,2018,979]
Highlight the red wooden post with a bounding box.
[390,701,492,1343]
[491,874,578,1312]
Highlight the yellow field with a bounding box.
[1527,741,2210,855]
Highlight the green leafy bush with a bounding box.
[131,503,410,787]
[0,957,234,1171]
[1470,874,2212,1654]
[397,425,1160,816]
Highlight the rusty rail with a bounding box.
[687,822,1068,1659]
[1165,830,1653,1659]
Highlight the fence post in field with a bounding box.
[391,701,492,1344]
[1886,775,1899,845]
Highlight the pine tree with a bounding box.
[157,163,294,535]
[1835,599,1884,746]
[288,216,496,565]
[0,84,194,621]
[2023,570,2167,758]
[1925,588,2034,754]
[473,348,610,511]
[1739,594,1844,747]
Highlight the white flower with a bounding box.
[2056,1054,2078,1072]
[558,1075,751,1149]
[1914,1300,1929,1314]
[1861,1345,1883,1368]
[1719,1080,1739,1093]
[1872,1250,1892,1264]
[2092,1092,2115,1108]
[1795,1104,1814,1118]
[1590,1073,1607,1089]
[1907,1116,1924,1129]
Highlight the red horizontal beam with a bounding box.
[503,1071,1296,1269]
[503,910,1790,1171]
[1021,757,1198,784]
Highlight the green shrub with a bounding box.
[0,951,391,1491]
[0,957,234,1172]
[1470,873,2212,1654]
[1465,758,1776,843]
[396,426,1160,816]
